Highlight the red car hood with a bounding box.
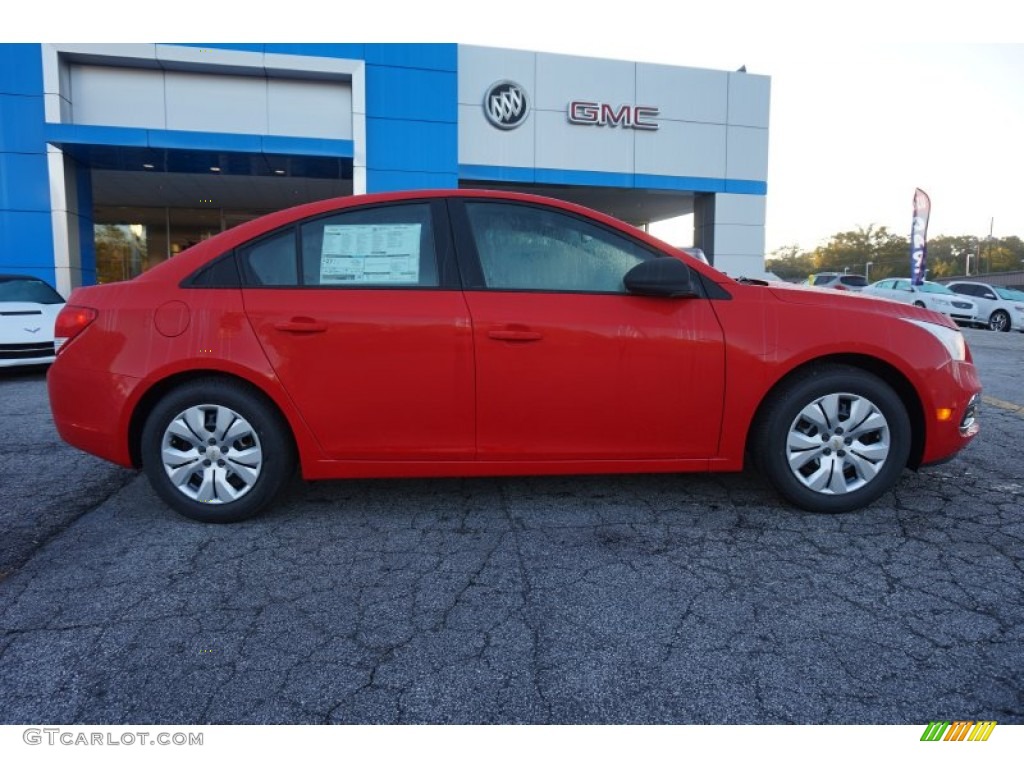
[766,282,959,329]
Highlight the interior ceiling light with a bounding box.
[210,166,221,172]
[142,163,155,170]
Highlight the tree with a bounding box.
[764,228,1024,283]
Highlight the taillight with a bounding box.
[54,305,98,353]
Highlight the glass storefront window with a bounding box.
[93,207,270,283]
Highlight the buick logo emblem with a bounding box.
[484,80,529,130]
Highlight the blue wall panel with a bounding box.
[0,153,51,212]
[75,163,95,283]
[263,43,367,61]
[0,210,56,282]
[367,169,459,194]
[0,44,43,96]
[366,118,457,174]
[366,65,458,123]
[365,43,456,72]
[0,94,47,153]
[1,45,53,283]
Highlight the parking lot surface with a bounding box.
[0,329,1021,724]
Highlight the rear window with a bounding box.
[0,277,64,304]
[840,275,867,287]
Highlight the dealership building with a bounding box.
[0,43,770,295]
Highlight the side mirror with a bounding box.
[624,258,697,298]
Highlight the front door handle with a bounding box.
[488,329,543,342]
[274,318,328,334]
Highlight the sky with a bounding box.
[8,2,1024,255]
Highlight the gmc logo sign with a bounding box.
[567,102,659,130]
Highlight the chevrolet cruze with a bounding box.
[48,191,982,522]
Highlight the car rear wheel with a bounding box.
[913,301,926,308]
[753,365,911,513]
[989,310,1011,332]
[141,379,295,522]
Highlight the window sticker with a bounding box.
[319,223,422,284]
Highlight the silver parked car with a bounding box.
[807,272,868,292]
[944,281,1024,332]
[862,278,979,326]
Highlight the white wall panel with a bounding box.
[634,120,727,179]
[636,63,728,123]
[268,79,352,140]
[67,62,354,140]
[726,126,769,180]
[458,45,536,106]
[534,52,635,112]
[716,252,766,277]
[714,223,766,256]
[727,72,771,128]
[458,104,535,168]
[164,71,268,134]
[69,65,166,128]
[713,192,767,225]
[533,110,633,174]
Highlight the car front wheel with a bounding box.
[989,310,1011,332]
[753,365,911,513]
[141,379,295,523]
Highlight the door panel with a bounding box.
[465,291,724,460]
[244,289,474,460]
[239,200,474,461]
[451,198,726,461]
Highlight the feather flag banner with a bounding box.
[910,188,931,285]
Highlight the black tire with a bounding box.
[140,379,295,522]
[753,365,911,514]
[989,310,1011,332]
[913,300,926,308]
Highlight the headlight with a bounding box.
[902,318,966,362]
[934,298,950,307]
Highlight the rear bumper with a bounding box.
[47,362,140,467]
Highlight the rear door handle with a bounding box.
[274,318,328,334]
[488,329,543,342]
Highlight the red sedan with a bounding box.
[48,190,981,522]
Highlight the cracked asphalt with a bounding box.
[0,328,1021,724]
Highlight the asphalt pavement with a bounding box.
[0,329,1021,724]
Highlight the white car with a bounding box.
[944,281,1024,332]
[862,278,979,326]
[0,274,65,368]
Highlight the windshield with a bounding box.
[0,277,64,304]
[995,286,1024,301]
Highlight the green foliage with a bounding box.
[766,228,1024,283]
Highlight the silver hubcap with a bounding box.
[160,404,263,504]
[786,392,890,495]
[991,312,1008,331]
